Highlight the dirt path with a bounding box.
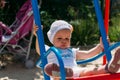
[0,62,43,80]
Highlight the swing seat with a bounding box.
[67,73,120,80]
[31,0,120,79]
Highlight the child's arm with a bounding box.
[76,37,104,60]
[33,25,50,55]
[33,25,40,55]
[35,36,40,55]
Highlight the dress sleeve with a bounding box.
[72,48,79,60]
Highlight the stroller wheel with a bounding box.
[25,59,34,69]
[0,62,7,70]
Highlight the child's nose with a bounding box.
[61,39,67,43]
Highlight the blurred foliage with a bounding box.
[70,19,99,46]
[109,16,120,42]
[110,0,120,17]
[40,0,100,46]
[0,0,120,46]
[0,0,26,25]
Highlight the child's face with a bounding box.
[53,29,71,49]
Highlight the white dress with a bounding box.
[47,47,86,77]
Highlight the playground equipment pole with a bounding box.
[31,0,50,79]
[94,0,112,62]
[103,0,110,65]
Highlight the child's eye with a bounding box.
[65,38,70,40]
[57,38,62,40]
[57,38,70,41]
[65,38,70,41]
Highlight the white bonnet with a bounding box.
[47,20,73,44]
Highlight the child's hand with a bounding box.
[33,24,43,37]
[33,24,39,37]
[99,36,110,49]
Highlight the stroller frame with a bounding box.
[0,0,35,68]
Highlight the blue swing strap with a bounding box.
[36,42,120,70]
[44,47,66,80]
[43,42,120,80]
[31,0,49,80]
[93,0,112,62]
[77,42,120,64]
[36,42,120,80]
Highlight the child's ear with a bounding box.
[70,26,73,32]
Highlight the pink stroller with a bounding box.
[0,0,35,68]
